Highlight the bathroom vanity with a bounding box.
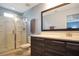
[31,3,79,56]
[31,34,79,56]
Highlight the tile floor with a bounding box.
[0,48,31,56]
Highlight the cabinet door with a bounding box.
[45,39,66,56]
[31,37,44,56]
[66,42,79,56]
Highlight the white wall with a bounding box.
[23,4,45,34]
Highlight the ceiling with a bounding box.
[0,3,39,13]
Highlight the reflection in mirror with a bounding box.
[42,3,79,30]
[67,14,79,29]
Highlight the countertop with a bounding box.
[31,34,79,42]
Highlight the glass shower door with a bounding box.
[5,17,15,50]
[0,17,7,53]
[16,19,27,48]
[0,16,15,53]
[0,16,28,53]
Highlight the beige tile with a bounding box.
[0,48,31,56]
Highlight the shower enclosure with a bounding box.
[0,16,27,53]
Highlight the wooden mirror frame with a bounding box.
[41,3,79,31]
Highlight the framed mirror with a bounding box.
[41,3,79,31]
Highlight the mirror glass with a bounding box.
[42,3,79,30]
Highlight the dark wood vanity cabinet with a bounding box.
[45,39,66,56]
[31,36,79,56]
[66,42,79,56]
[31,37,45,56]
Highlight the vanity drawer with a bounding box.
[45,44,66,52]
[45,39,66,56]
[45,48,65,56]
[45,39,65,46]
[31,37,45,47]
[31,37,44,44]
[31,47,44,55]
[31,37,45,56]
[66,42,79,56]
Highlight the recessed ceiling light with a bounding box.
[4,12,14,18]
